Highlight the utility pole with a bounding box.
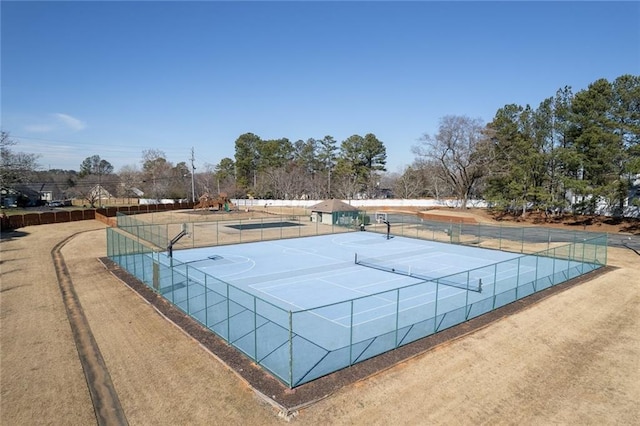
[190,147,196,203]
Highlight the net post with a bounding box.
[354,252,358,264]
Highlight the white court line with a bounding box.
[317,276,376,297]
[318,277,393,302]
[252,274,404,328]
[283,247,318,255]
[255,284,350,328]
[319,277,399,309]
[333,287,453,325]
[379,252,470,276]
[332,265,542,326]
[250,266,357,291]
[333,299,398,323]
[265,240,347,263]
[266,265,538,329]
[333,237,433,252]
[392,259,454,276]
[352,274,409,291]
[211,258,257,279]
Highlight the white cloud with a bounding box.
[53,113,86,131]
[22,113,87,134]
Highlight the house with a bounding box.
[88,184,114,201]
[0,187,20,208]
[1,183,65,207]
[309,199,362,226]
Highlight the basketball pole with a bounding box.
[168,227,188,257]
[383,220,391,240]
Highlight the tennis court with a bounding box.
[107,217,606,387]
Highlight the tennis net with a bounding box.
[354,253,483,292]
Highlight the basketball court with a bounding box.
[115,227,602,387]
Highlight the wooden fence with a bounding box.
[1,202,195,230]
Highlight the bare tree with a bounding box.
[0,131,40,187]
[117,164,143,203]
[71,176,102,208]
[262,167,296,199]
[141,149,172,201]
[78,155,114,207]
[393,166,425,199]
[413,116,492,209]
[333,172,360,202]
[412,158,452,199]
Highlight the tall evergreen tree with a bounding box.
[337,133,387,197]
[317,135,338,197]
[233,133,261,191]
[570,79,624,213]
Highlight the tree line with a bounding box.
[410,74,639,215]
[2,74,638,215]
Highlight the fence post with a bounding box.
[465,270,470,320]
[434,281,440,333]
[186,265,190,314]
[492,263,497,310]
[395,290,400,347]
[254,297,258,361]
[204,274,208,328]
[349,300,354,365]
[289,311,293,388]
[533,255,539,292]
[226,282,230,341]
[581,238,586,273]
[515,257,521,300]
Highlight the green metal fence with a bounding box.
[115,211,364,250]
[107,212,608,388]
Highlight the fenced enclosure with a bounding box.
[115,210,366,250]
[107,211,608,388]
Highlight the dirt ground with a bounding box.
[1,209,639,425]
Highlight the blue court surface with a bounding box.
[109,218,605,387]
[108,226,603,387]
[168,232,523,313]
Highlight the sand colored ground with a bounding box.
[1,213,639,425]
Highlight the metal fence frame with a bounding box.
[107,212,608,388]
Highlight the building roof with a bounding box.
[309,199,359,213]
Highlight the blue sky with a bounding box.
[2,1,639,174]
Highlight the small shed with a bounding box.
[309,199,361,226]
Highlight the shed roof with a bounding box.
[309,199,359,213]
